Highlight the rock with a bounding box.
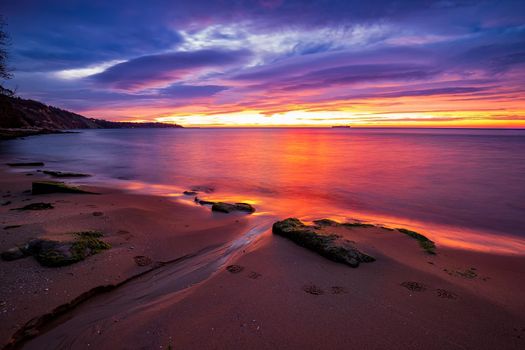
[32,181,96,195]
[22,231,110,267]
[42,170,91,178]
[313,218,375,229]
[195,197,215,205]
[1,247,27,261]
[211,202,256,214]
[12,202,54,210]
[92,211,104,216]
[312,219,339,227]
[1,200,11,206]
[6,162,44,167]
[3,225,21,230]
[396,228,436,254]
[183,190,198,196]
[272,218,375,268]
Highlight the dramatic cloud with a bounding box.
[89,49,251,90]
[2,0,525,126]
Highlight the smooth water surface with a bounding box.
[2,128,524,253]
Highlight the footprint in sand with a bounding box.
[436,288,458,299]
[331,286,348,294]
[303,284,324,295]
[134,255,153,267]
[248,271,261,279]
[400,281,426,292]
[444,267,477,279]
[226,265,244,273]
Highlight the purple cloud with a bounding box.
[89,49,251,91]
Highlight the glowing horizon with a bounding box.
[3,1,525,127]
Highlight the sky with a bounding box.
[2,0,525,127]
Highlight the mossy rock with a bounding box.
[312,219,339,227]
[313,218,376,229]
[212,202,256,214]
[23,231,110,267]
[272,218,375,268]
[32,181,96,195]
[397,228,436,254]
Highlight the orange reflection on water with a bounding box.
[71,128,525,256]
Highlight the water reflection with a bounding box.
[2,128,525,254]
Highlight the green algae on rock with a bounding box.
[396,228,436,254]
[32,181,97,195]
[272,218,375,268]
[1,231,110,266]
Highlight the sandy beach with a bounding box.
[1,164,524,350]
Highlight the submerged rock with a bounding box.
[12,202,54,210]
[272,218,375,268]
[32,181,96,195]
[211,202,256,214]
[41,170,91,178]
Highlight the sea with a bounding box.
[2,128,524,254]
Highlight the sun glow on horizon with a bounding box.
[150,109,525,128]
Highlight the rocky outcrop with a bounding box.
[272,218,375,268]
[0,94,182,132]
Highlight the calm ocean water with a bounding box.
[2,128,524,253]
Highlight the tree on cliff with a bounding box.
[0,15,14,96]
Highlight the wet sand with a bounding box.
[1,167,524,349]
